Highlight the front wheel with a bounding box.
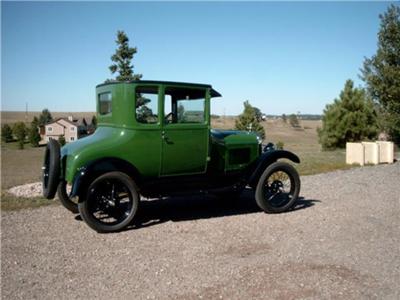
[255,161,300,213]
[78,172,139,233]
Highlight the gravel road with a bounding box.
[2,163,400,299]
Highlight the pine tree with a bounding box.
[2,124,13,142]
[28,117,41,147]
[235,100,265,139]
[58,135,66,146]
[361,4,400,144]
[91,115,97,129]
[108,31,142,82]
[318,80,378,150]
[39,109,53,126]
[12,122,27,149]
[289,114,300,128]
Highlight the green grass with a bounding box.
[1,192,58,211]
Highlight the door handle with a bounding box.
[162,131,173,144]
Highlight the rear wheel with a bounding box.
[78,172,139,233]
[255,161,300,213]
[57,181,79,214]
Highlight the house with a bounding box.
[41,116,90,143]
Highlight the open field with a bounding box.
[1,111,95,125]
[213,117,351,175]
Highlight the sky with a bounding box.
[1,1,394,115]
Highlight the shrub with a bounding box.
[12,122,27,149]
[318,80,378,150]
[235,100,265,139]
[289,114,300,128]
[28,117,41,147]
[276,141,284,150]
[1,124,13,143]
[58,135,66,146]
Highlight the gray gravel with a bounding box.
[2,163,400,299]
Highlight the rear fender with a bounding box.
[70,157,141,199]
[246,150,300,187]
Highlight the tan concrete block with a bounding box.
[362,142,380,165]
[346,142,364,165]
[377,141,394,164]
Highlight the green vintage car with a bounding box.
[42,80,301,232]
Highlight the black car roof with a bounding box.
[96,80,221,97]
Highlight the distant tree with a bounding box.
[282,114,287,123]
[108,30,142,82]
[276,141,284,150]
[318,80,378,150]
[235,100,265,139]
[91,115,97,129]
[58,135,66,146]
[361,4,400,144]
[254,107,263,122]
[2,124,13,142]
[39,109,53,126]
[28,117,41,147]
[12,122,27,149]
[289,114,300,128]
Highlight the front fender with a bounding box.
[246,150,300,186]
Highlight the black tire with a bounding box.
[255,161,300,213]
[78,172,139,233]
[57,181,79,214]
[42,139,61,199]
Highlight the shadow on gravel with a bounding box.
[119,191,320,231]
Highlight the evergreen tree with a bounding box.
[361,4,400,144]
[289,114,300,128]
[235,100,265,139]
[1,124,13,142]
[39,109,53,126]
[58,135,66,146]
[318,80,378,150]
[108,31,142,82]
[91,115,97,129]
[12,122,27,149]
[28,117,41,147]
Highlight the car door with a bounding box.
[160,86,209,176]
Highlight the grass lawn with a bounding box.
[1,119,354,211]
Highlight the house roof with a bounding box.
[45,118,78,127]
[96,80,222,98]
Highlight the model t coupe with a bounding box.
[42,81,301,232]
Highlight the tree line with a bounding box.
[1,109,98,149]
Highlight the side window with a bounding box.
[164,87,206,124]
[99,92,112,115]
[176,99,205,123]
[135,86,159,124]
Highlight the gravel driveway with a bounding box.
[2,163,400,299]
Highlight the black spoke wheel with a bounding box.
[255,161,300,213]
[78,172,139,233]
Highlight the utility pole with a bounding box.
[25,102,28,123]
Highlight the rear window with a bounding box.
[99,92,112,115]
